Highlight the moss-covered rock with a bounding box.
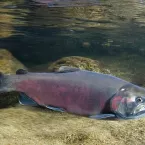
[0,49,26,74]
[0,92,19,108]
[48,56,111,74]
[0,49,25,108]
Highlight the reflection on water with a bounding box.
[0,0,145,75]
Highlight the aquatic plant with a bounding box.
[0,92,19,108]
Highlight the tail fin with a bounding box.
[0,72,15,93]
[0,72,5,90]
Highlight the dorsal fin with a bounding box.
[16,69,28,75]
[57,66,80,73]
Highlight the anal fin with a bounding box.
[19,92,38,106]
[89,114,116,120]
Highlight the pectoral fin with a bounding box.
[45,105,65,112]
[19,92,39,106]
[89,114,116,119]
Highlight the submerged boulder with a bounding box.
[48,56,110,74]
[0,49,26,74]
[0,92,19,108]
[0,49,25,108]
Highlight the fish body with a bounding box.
[1,66,145,120]
[15,69,127,116]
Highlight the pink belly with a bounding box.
[16,79,105,115]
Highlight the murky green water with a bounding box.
[0,0,145,79]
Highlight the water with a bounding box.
[1,1,145,144]
[0,0,145,82]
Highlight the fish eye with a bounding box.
[120,88,126,91]
[135,96,143,103]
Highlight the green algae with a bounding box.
[0,92,19,108]
[48,56,110,74]
[0,49,26,74]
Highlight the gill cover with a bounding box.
[111,83,145,119]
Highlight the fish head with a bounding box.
[111,83,145,119]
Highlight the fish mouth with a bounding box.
[115,103,145,119]
[111,95,145,119]
[133,104,145,116]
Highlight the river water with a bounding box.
[0,0,145,81]
[1,1,145,144]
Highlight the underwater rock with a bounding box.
[48,56,111,74]
[0,92,19,108]
[0,49,26,74]
[0,49,26,108]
